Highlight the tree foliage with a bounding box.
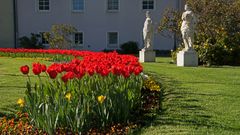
[158,0,240,65]
[158,0,240,44]
[189,0,240,42]
[44,24,77,49]
[158,8,182,43]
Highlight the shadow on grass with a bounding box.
[132,71,240,134]
[183,80,240,86]
[0,104,19,118]
[0,86,25,89]
[0,73,45,78]
[0,73,22,77]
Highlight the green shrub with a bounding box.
[195,44,226,66]
[102,49,121,53]
[19,33,44,49]
[155,50,171,57]
[120,41,139,54]
[195,30,240,66]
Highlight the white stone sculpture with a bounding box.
[142,11,154,51]
[177,4,198,67]
[139,11,156,62]
[181,4,197,51]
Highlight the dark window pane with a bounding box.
[142,0,154,9]
[108,32,118,44]
[39,6,44,10]
[108,0,119,10]
[75,33,83,45]
[149,5,153,9]
[73,0,84,10]
[39,0,50,11]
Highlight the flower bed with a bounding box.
[0,48,162,134]
[0,48,102,61]
[0,75,161,134]
[20,50,143,134]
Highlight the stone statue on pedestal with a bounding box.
[139,11,156,62]
[142,11,154,51]
[181,4,197,51]
[177,4,198,67]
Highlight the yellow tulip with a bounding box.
[17,98,25,107]
[65,93,71,101]
[97,95,106,104]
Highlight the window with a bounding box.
[107,0,119,11]
[74,32,83,46]
[142,0,154,10]
[107,32,118,48]
[40,32,49,44]
[72,0,84,11]
[38,0,50,11]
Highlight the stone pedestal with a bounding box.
[177,50,198,67]
[139,50,156,62]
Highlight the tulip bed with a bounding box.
[0,48,161,134]
[0,48,94,62]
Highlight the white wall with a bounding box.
[17,0,182,51]
[0,0,15,48]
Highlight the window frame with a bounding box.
[73,32,84,47]
[106,0,120,12]
[72,0,85,12]
[37,0,50,12]
[142,0,155,10]
[106,32,119,49]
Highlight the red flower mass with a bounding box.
[12,48,143,82]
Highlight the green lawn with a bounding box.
[0,57,240,134]
[0,57,51,115]
[138,58,240,135]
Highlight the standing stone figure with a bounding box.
[181,4,197,51]
[143,11,154,51]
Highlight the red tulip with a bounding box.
[86,67,94,76]
[32,63,42,75]
[74,66,85,79]
[41,64,47,72]
[47,69,58,79]
[134,66,143,75]
[100,69,110,77]
[20,65,29,75]
[61,72,75,83]
[123,70,130,78]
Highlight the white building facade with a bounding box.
[16,0,185,51]
[0,0,15,48]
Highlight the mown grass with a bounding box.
[137,57,240,135]
[0,57,240,134]
[0,57,51,115]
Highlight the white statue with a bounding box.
[143,11,154,51]
[181,4,197,51]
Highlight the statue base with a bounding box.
[177,50,198,67]
[139,49,156,63]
